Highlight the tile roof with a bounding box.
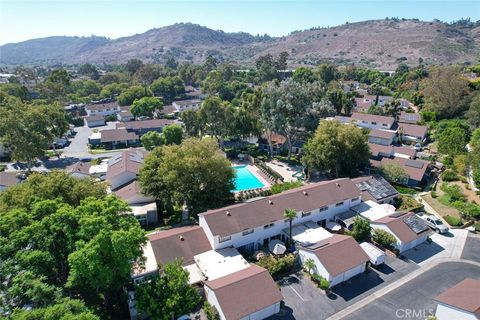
[100,129,138,143]
[302,234,369,277]
[200,178,361,237]
[148,225,212,266]
[205,264,283,320]
[374,212,431,243]
[435,278,480,317]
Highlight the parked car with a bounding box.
[416,212,449,233]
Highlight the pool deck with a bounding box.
[231,160,271,192]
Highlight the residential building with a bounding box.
[65,162,92,179]
[258,134,286,155]
[352,175,399,204]
[370,157,430,187]
[172,99,202,112]
[118,107,134,122]
[336,113,395,130]
[397,123,428,145]
[88,129,139,147]
[130,203,159,227]
[113,180,153,205]
[368,143,417,160]
[85,101,121,116]
[106,148,147,190]
[0,172,20,192]
[204,264,283,320]
[198,178,362,253]
[298,233,369,287]
[84,115,106,127]
[435,278,480,320]
[398,111,420,124]
[368,129,396,146]
[353,202,431,253]
[116,119,175,136]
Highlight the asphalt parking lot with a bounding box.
[342,261,480,320]
[462,232,480,262]
[270,255,418,320]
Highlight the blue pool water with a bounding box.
[233,165,265,192]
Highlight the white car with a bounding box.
[416,212,449,234]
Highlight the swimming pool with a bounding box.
[233,165,265,192]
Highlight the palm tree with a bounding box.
[284,208,297,249]
[304,258,316,275]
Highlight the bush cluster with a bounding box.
[256,254,296,278]
[372,229,397,250]
[444,215,462,226]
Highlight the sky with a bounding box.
[1,0,480,45]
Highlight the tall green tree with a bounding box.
[381,163,409,184]
[162,124,183,145]
[130,96,163,118]
[284,208,297,248]
[466,93,480,128]
[303,120,370,177]
[139,138,234,215]
[135,260,201,320]
[198,96,233,147]
[117,85,152,106]
[141,131,164,151]
[438,126,469,156]
[150,76,185,103]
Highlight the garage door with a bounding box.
[344,264,364,281]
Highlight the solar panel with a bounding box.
[405,159,424,169]
[356,175,399,200]
[403,215,429,234]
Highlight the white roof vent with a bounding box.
[179,235,184,241]
[269,200,273,205]
[303,191,308,195]
[226,211,231,216]
[336,183,340,187]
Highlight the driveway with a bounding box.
[342,261,480,320]
[271,255,418,320]
[63,122,117,158]
[462,232,480,262]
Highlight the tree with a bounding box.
[198,96,232,147]
[139,138,234,215]
[150,76,185,103]
[135,260,201,320]
[303,120,370,177]
[0,97,68,170]
[453,154,468,175]
[381,163,409,184]
[181,109,201,137]
[284,208,297,248]
[304,258,316,275]
[316,63,338,84]
[78,63,99,80]
[438,126,469,156]
[466,93,480,128]
[126,59,144,75]
[350,217,371,242]
[204,301,221,320]
[141,131,164,151]
[39,69,71,102]
[10,297,100,320]
[162,124,183,145]
[256,54,278,82]
[421,66,470,118]
[134,64,162,87]
[372,229,397,249]
[131,96,163,118]
[292,67,315,84]
[117,85,152,106]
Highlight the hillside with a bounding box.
[1,20,479,68]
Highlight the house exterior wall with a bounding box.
[370,225,427,253]
[85,119,106,127]
[353,119,393,130]
[201,197,361,251]
[435,303,477,320]
[368,136,393,146]
[239,302,281,320]
[86,107,120,116]
[204,286,227,320]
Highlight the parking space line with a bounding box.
[289,285,305,302]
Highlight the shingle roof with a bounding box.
[399,111,420,124]
[371,157,429,182]
[435,278,480,317]
[200,178,361,237]
[106,148,146,180]
[369,129,396,140]
[351,112,395,127]
[85,101,119,111]
[113,180,142,201]
[205,264,283,320]
[148,225,212,266]
[0,172,20,187]
[100,129,138,143]
[116,119,175,131]
[374,212,431,243]
[398,123,428,138]
[66,162,91,175]
[302,234,369,277]
[85,115,105,122]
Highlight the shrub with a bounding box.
[444,215,462,226]
[475,222,480,232]
[372,229,397,249]
[319,278,331,290]
[256,254,295,278]
[441,169,459,182]
[310,273,331,290]
[350,217,371,242]
[204,301,220,320]
[440,182,465,202]
[431,191,438,198]
[270,181,303,195]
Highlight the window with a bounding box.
[372,121,377,125]
[219,235,231,243]
[382,123,388,127]
[301,211,311,218]
[351,197,359,202]
[242,229,254,236]
[264,223,274,229]
[319,206,328,212]
[335,201,344,207]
